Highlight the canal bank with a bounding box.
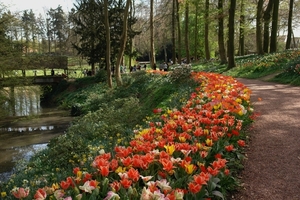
[0,108,74,182]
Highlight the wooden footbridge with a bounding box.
[0,76,67,87]
[1,54,68,87]
[33,76,66,84]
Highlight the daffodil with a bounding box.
[1,192,7,198]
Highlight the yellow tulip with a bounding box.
[205,139,213,146]
[204,129,209,135]
[77,170,82,178]
[185,164,196,174]
[115,166,126,173]
[235,98,242,103]
[164,144,176,155]
[52,183,60,190]
[179,136,186,142]
[196,143,203,150]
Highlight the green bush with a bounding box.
[1,71,200,195]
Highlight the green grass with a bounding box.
[0,69,196,194]
[192,50,300,85]
[2,50,300,199]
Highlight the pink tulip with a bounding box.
[11,187,30,199]
[34,188,47,200]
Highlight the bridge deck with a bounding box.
[0,76,66,86]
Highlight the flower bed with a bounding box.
[3,72,254,200]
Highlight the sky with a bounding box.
[1,0,76,16]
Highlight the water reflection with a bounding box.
[15,143,48,161]
[0,86,73,182]
[0,121,71,182]
[0,144,48,182]
[0,126,55,132]
[1,86,41,117]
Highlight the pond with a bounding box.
[0,86,74,182]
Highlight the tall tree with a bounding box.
[193,0,199,61]
[217,0,227,64]
[256,0,264,55]
[71,0,104,73]
[286,0,294,49]
[184,0,190,64]
[204,0,210,60]
[36,14,47,53]
[150,0,156,68]
[227,0,236,69]
[270,0,279,53]
[72,0,138,77]
[28,10,37,52]
[263,0,273,53]
[238,0,245,56]
[104,0,112,88]
[46,17,52,53]
[128,0,135,70]
[21,10,31,53]
[115,0,131,86]
[0,10,23,77]
[172,0,176,64]
[48,6,67,54]
[176,0,182,64]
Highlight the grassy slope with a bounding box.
[192,50,300,86]
[2,50,300,198]
[2,70,196,190]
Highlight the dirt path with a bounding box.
[231,78,300,200]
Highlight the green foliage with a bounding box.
[0,71,199,197]
[94,69,108,82]
[192,50,300,86]
[270,55,300,85]
[167,65,192,83]
[70,0,139,67]
[223,50,300,79]
[3,49,300,200]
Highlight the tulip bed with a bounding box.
[5,71,254,200]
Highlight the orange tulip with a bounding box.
[188,182,201,194]
[120,178,132,189]
[34,188,47,200]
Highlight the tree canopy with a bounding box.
[0,0,300,79]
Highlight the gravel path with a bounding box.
[231,78,300,200]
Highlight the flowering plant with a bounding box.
[3,72,254,200]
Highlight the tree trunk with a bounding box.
[263,1,273,53]
[227,0,236,70]
[129,39,133,69]
[194,2,199,61]
[115,0,131,86]
[104,0,112,88]
[292,31,296,48]
[270,0,279,53]
[128,2,133,71]
[150,0,156,68]
[239,0,245,56]
[218,0,227,64]
[162,45,167,62]
[204,0,210,60]
[185,1,190,64]
[172,0,176,64]
[176,0,182,64]
[256,0,264,55]
[286,0,294,49]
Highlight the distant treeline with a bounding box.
[8,54,68,70]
